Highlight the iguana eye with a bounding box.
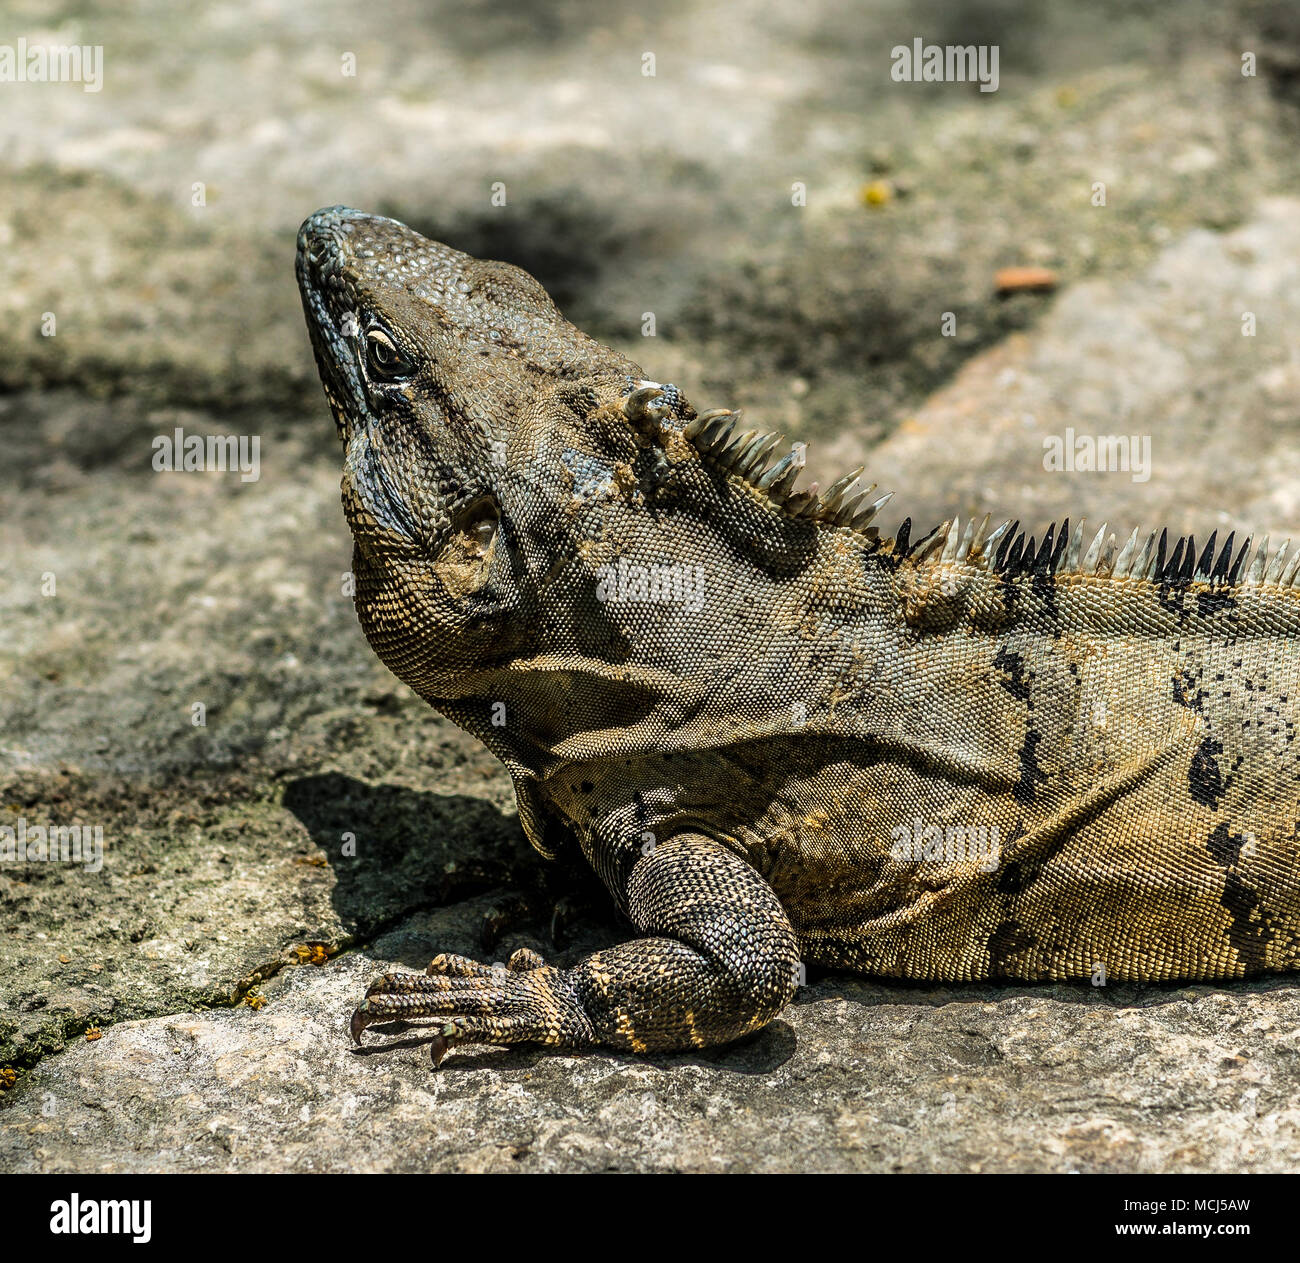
[365,327,413,381]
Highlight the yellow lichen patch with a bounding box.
[85,1027,102,1042]
[244,990,267,1011]
[292,943,330,966]
[859,179,893,207]
[0,1068,16,1091]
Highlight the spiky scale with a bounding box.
[993,520,1019,571]
[852,490,894,530]
[911,521,949,562]
[940,517,962,563]
[1228,536,1252,585]
[957,516,978,563]
[1194,531,1218,581]
[818,467,866,519]
[1114,527,1139,579]
[737,432,783,478]
[702,417,736,452]
[1247,536,1269,585]
[833,485,878,526]
[1098,533,1118,578]
[1004,533,1027,575]
[1051,519,1070,572]
[1210,531,1236,584]
[1082,522,1108,573]
[1033,526,1056,575]
[720,429,758,467]
[1265,540,1290,585]
[683,407,732,440]
[1063,518,1085,573]
[757,445,805,492]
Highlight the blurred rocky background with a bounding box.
[2,0,1300,1172]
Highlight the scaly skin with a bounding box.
[297,206,1300,1063]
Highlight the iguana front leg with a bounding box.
[350,834,800,1062]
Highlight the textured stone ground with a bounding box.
[3,0,1300,1173]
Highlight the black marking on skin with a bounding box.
[1012,728,1046,805]
[993,646,1032,702]
[996,860,1026,895]
[1156,579,1188,617]
[1172,669,1206,712]
[1204,824,1272,973]
[987,918,1037,975]
[1196,589,1238,618]
[1206,821,1243,866]
[861,533,898,573]
[1221,875,1270,972]
[1188,736,1226,809]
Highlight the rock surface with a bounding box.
[3,0,1300,1173]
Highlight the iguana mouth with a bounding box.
[296,209,369,441]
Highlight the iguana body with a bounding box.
[296,206,1300,1061]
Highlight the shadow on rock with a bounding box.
[283,771,537,936]
[354,1016,799,1077]
[284,771,617,961]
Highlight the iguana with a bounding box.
[296,205,1300,1064]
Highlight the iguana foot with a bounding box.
[349,835,800,1064]
[350,948,595,1065]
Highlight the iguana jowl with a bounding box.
[297,206,1300,1062]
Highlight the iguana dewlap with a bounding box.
[296,206,1300,1062]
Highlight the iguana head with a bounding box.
[295,206,643,705]
[296,208,927,779]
